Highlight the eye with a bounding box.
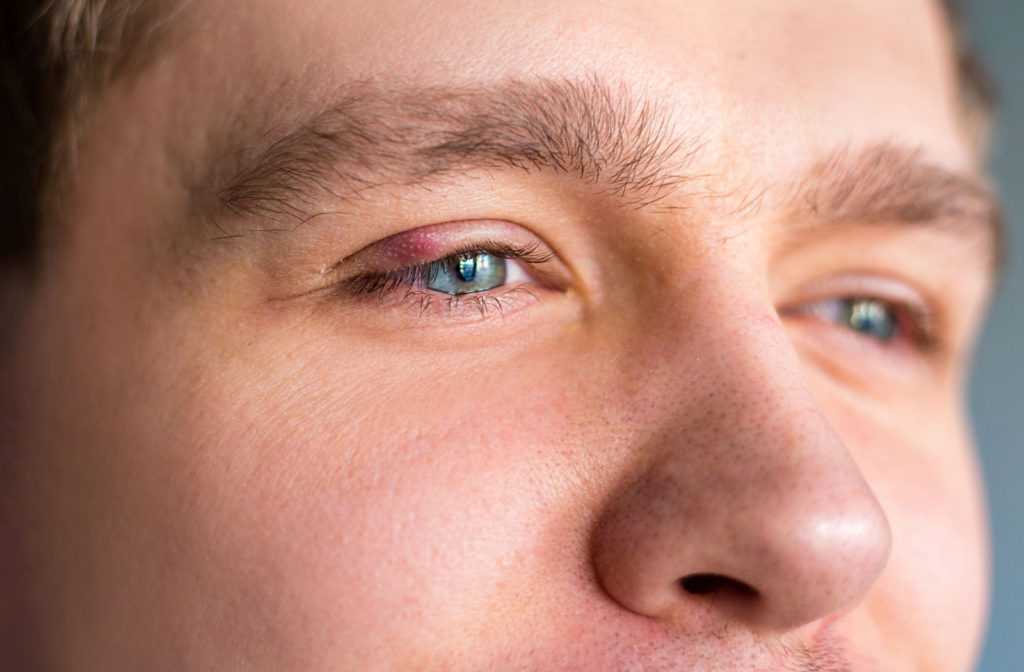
[343,241,547,299]
[425,252,511,295]
[792,294,941,354]
[323,221,570,324]
[812,297,899,343]
[326,223,568,328]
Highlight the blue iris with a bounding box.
[425,252,507,295]
[841,298,896,342]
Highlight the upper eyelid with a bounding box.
[368,242,551,280]
[324,219,559,275]
[775,271,934,314]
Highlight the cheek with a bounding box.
[145,329,611,665]
[824,399,989,671]
[878,453,988,671]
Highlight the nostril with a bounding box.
[681,573,758,598]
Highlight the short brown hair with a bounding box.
[0,0,998,271]
[0,0,182,270]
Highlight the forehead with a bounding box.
[148,0,965,171]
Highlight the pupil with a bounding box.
[847,300,895,340]
[424,251,505,295]
[458,255,478,282]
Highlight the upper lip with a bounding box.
[577,612,878,672]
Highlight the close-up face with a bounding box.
[1,0,1001,670]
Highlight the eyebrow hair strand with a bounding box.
[790,142,1004,266]
[210,76,704,223]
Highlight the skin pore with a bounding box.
[2,0,996,670]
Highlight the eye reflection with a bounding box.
[426,252,507,295]
[822,298,898,342]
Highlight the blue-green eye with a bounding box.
[425,252,507,295]
[822,298,899,342]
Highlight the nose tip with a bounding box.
[592,458,892,632]
[726,495,892,630]
[588,273,894,635]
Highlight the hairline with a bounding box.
[5,0,192,272]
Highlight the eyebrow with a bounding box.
[788,142,1003,267]
[209,77,701,223]
[203,77,1002,267]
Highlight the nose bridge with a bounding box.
[678,284,840,496]
[591,267,892,633]
[644,258,852,474]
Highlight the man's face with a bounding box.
[5,0,996,669]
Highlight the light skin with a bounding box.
[1,0,998,670]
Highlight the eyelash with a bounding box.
[338,240,554,300]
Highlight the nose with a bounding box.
[590,284,892,633]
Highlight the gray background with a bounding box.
[964,1,1024,670]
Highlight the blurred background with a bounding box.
[962,1,1024,670]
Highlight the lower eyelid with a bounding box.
[377,285,544,321]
